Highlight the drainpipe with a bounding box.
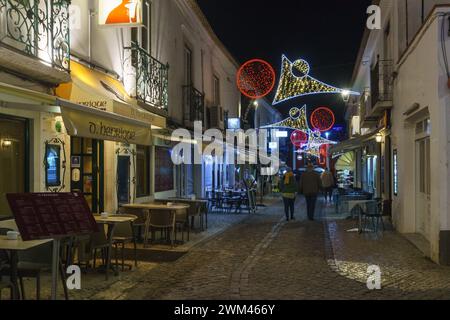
[88,9,95,63]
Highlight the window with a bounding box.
[213,75,220,105]
[132,0,151,52]
[155,147,174,192]
[0,115,29,216]
[184,46,193,86]
[136,145,150,197]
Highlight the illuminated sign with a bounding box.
[98,0,143,26]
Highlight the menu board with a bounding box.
[6,193,99,241]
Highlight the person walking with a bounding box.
[321,168,335,203]
[279,169,298,221]
[299,164,322,221]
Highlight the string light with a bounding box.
[273,55,360,105]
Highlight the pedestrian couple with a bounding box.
[279,164,323,221]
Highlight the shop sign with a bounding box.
[98,0,143,26]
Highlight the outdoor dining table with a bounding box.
[93,215,137,280]
[0,234,52,300]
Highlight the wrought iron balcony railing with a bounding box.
[124,42,169,112]
[370,59,393,109]
[0,0,70,72]
[183,85,205,124]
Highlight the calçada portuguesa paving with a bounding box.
[28,198,450,300]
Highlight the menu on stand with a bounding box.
[6,193,99,241]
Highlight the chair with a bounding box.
[362,200,385,233]
[0,228,15,300]
[174,207,190,242]
[87,228,110,271]
[117,207,149,242]
[111,214,138,271]
[144,209,176,248]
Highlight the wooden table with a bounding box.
[93,215,137,280]
[122,203,190,211]
[122,203,190,246]
[0,235,52,300]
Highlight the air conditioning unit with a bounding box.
[209,106,224,130]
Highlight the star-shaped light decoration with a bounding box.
[260,105,309,132]
[273,55,360,105]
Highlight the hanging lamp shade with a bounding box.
[335,152,355,171]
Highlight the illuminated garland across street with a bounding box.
[260,106,309,132]
[273,55,360,105]
[261,106,338,158]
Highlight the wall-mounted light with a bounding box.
[375,133,383,143]
[1,139,12,148]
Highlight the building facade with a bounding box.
[335,0,450,264]
[0,0,240,218]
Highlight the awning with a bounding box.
[0,81,59,112]
[329,128,382,155]
[57,99,152,146]
[0,81,153,146]
[56,60,166,129]
[335,152,355,171]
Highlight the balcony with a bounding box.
[370,59,393,116]
[0,0,71,83]
[124,42,169,114]
[182,85,205,128]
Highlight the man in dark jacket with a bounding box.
[299,164,322,221]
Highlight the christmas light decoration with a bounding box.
[273,55,359,105]
[237,59,276,99]
[311,107,336,132]
[290,130,308,147]
[260,105,309,132]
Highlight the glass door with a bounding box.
[415,137,431,240]
[0,115,29,216]
[70,138,104,213]
[117,156,131,205]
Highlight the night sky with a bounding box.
[197,0,372,138]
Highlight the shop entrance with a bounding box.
[0,115,29,216]
[70,138,104,213]
[415,136,431,240]
[117,156,131,205]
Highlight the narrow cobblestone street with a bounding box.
[47,198,450,300]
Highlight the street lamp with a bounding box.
[341,90,350,103]
[253,100,259,108]
[375,133,383,143]
[325,132,330,139]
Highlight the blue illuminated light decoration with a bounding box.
[273,55,360,105]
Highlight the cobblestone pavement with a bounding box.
[19,196,450,300]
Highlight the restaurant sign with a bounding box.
[98,0,143,26]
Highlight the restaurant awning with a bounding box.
[0,81,153,146]
[55,60,166,129]
[0,81,60,113]
[57,99,152,146]
[329,128,382,155]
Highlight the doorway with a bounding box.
[117,156,131,205]
[70,137,104,213]
[0,115,29,215]
[415,137,431,240]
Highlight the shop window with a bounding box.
[155,147,174,193]
[0,115,29,215]
[136,145,150,197]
